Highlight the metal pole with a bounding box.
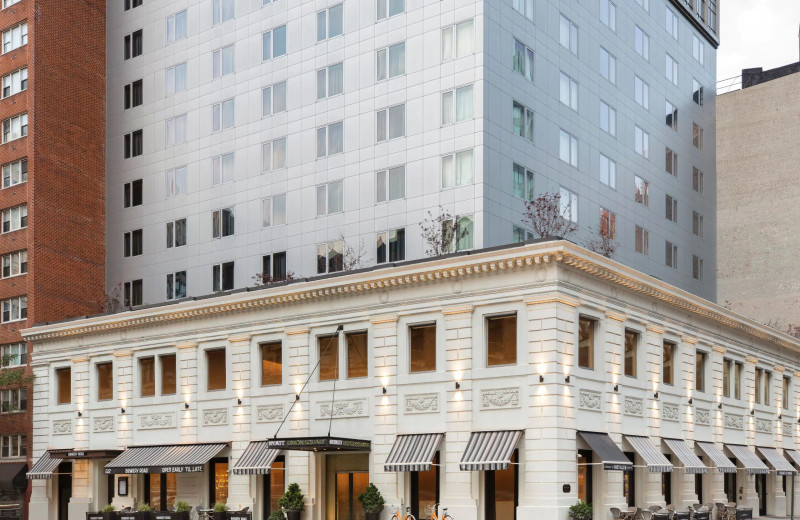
[792,472,795,520]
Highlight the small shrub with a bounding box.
[279,483,305,511]
[269,511,286,520]
[101,504,116,513]
[174,501,191,513]
[213,503,229,513]
[357,483,385,513]
[136,503,152,512]
[568,501,593,520]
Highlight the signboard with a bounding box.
[736,509,753,520]
[228,515,252,520]
[86,515,104,520]
[602,463,633,471]
[51,449,122,460]
[266,436,371,452]
[104,465,204,475]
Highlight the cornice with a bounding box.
[647,325,665,335]
[605,311,627,322]
[370,315,399,324]
[746,356,758,364]
[525,295,580,308]
[442,305,474,316]
[712,346,727,354]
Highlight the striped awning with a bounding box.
[105,443,226,475]
[785,449,800,469]
[663,438,707,474]
[459,430,522,471]
[231,442,280,475]
[384,433,443,472]
[756,447,796,476]
[27,451,61,480]
[624,436,673,473]
[695,441,737,473]
[726,444,769,475]
[578,431,632,471]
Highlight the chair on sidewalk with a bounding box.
[610,507,623,519]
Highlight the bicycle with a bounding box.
[391,505,416,520]
[425,503,453,520]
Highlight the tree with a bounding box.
[585,228,618,258]
[341,234,370,271]
[420,206,470,257]
[252,271,295,287]
[100,283,124,313]
[522,192,577,239]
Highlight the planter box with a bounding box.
[736,509,753,520]
[152,513,190,520]
[87,513,117,520]
[118,513,151,520]
[226,513,252,520]
[692,512,709,520]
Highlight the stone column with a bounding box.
[115,351,134,452]
[176,341,198,443]
[285,328,313,515]
[441,305,476,520]
[29,361,55,520]
[676,337,699,509]
[69,357,92,518]
[644,326,666,506]
[708,346,727,504]
[738,356,759,510]
[227,333,254,511]
[603,312,629,513]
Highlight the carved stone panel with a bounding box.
[783,422,793,437]
[662,404,679,422]
[53,419,72,435]
[404,393,439,415]
[317,399,368,419]
[202,408,228,426]
[93,417,114,433]
[624,397,643,417]
[578,390,602,412]
[724,413,744,430]
[480,388,520,410]
[138,413,176,430]
[755,418,772,433]
[695,408,710,425]
[257,405,284,423]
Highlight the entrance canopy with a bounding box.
[266,437,371,452]
[231,441,280,475]
[725,444,769,475]
[624,436,673,473]
[27,451,61,480]
[663,438,707,474]
[104,443,227,474]
[577,431,632,471]
[459,430,522,471]
[385,433,443,472]
[0,463,27,488]
[695,441,737,473]
[756,447,796,476]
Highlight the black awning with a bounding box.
[0,463,27,488]
[104,443,227,474]
[50,449,122,460]
[578,431,632,471]
[266,437,370,452]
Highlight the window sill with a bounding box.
[1,180,27,190]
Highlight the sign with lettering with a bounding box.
[603,463,633,471]
[105,465,204,475]
[86,515,104,520]
[266,436,371,452]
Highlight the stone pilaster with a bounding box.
[227,333,254,511]
[176,342,198,443]
[284,328,312,512]
[708,345,727,504]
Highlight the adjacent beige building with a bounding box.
[717,64,800,329]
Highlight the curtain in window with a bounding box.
[328,181,343,213]
[559,131,570,163]
[221,153,234,183]
[273,195,286,225]
[175,63,187,91]
[456,20,473,56]
[389,43,405,77]
[526,48,534,81]
[262,142,272,171]
[316,70,326,100]
[456,86,473,121]
[328,122,343,155]
[175,11,187,39]
[273,82,287,112]
[388,105,405,139]
[526,170,534,200]
[455,150,473,185]
[317,11,327,41]
[262,198,271,227]
[457,217,473,250]
[329,5,343,37]
[273,138,286,169]
[526,109,534,141]
[442,91,454,125]
[165,119,174,146]
[512,102,524,137]
[513,40,525,74]
[376,110,387,142]
[262,31,272,60]
[441,27,453,61]
[441,155,454,188]
[175,115,187,144]
[388,166,405,199]
[222,100,234,128]
[316,186,326,216]
[377,0,387,20]
[513,164,525,198]
[376,49,387,80]
[328,63,343,96]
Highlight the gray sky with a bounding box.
[717,0,800,84]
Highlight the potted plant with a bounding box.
[135,503,153,520]
[173,501,191,520]
[278,483,305,520]
[568,501,592,520]
[212,502,228,520]
[268,511,285,520]
[87,504,117,520]
[357,483,385,520]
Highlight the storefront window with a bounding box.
[411,452,439,519]
[487,314,517,366]
[723,359,731,397]
[207,349,226,391]
[578,317,595,369]
[140,357,155,397]
[263,456,285,518]
[623,452,635,507]
[696,352,706,392]
[336,472,368,520]
[161,355,176,395]
[661,454,672,505]
[347,332,368,379]
[261,342,282,386]
[577,450,593,504]
[97,362,113,401]
[724,463,736,503]
[319,334,339,381]
[56,367,71,404]
[146,473,177,511]
[210,459,229,504]
[409,323,436,373]
[662,341,675,385]
[485,451,517,520]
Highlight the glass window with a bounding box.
[600,0,616,30]
[486,451,518,520]
[600,47,616,83]
[578,317,594,369]
[634,76,649,109]
[783,377,791,410]
[56,367,71,404]
[487,315,517,366]
[662,341,675,385]
[559,15,578,54]
[559,131,578,167]
[634,176,649,206]
[600,154,616,189]
[734,362,742,399]
[0,343,25,367]
[624,330,638,377]
[161,355,176,395]
[634,26,649,60]
[695,352,706,392]
[666,148,678,176]
[411,452,439,519]
[600,101,615,136]
[346,332,368,379]
[261,342,282,386]
[97,363,113,401]
[560,73,578,111]
[207,349,226,391]
[635,226,649,255]
[140,357,155,397]
[410,323,436,373]
[723,359,731,398]
[319,334,339,381]
[634,126,649,158]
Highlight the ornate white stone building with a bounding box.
[23,241,800,520]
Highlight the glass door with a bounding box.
[755,473,767,515]
[336,471,368,520]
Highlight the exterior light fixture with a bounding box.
[295,394,300,401]
[653,392,659,399]
[121,408,125,414]
[539,375,544,383]
[382,387,387,394]
[778,414,782,420]
[718,403,723,410]
[77,411,82,417]
[613,384,619,392]
[184,403,189,409]
[564,375,570,383]
[688,398,693,405]
[455,382,461,390]
[751,409,755,416]
[237,399,242,406]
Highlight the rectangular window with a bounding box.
[165,114,187,146]
[634,126,649,158]
[559,72,578,111]
[600,0,616,30]
[0,343,24,368]
[166,166,187,197]
[260,252,288,283]
[377,41,405,80]
[662,341,675,385]
[166,219,187,248]
[512,163,534,200]
[665,7,679,39]
[665,148,678,177]
[624,329,638,377]
[212,99,235,131]
[161,355,176,395]
[212,45,235,78]
[207,349,226,391]
[693,211,703,237]
[212,208,235,238]
[56,367,71,404]
[692,255,703,281]
[1,67,26,99]
[316,122,344,157]
[409,323,436,373]
[123,280,143,306]
[600,101,616,136]
[693,79,704,106]
[319,334,339,381]
[262,26,286,60]
[600,154,616,189]
[123,229,143,257]
[140,357,155,397]
[212,153,234,185]
[377,0,405,19]
[166,62,187,94]
[693,123,704,149]
[317,63,343,100]
[441,85,474,125]
[512,226,533,244]
[600,208,616,239]
[665,195,678,223]
[0,435,25,459]
[512,0,534,21]
[2,22,27,54]
[317,4,343,41]
[635,226,649,255]
[441,149,474,188]
[559,130,578,167]
[487,314,517,366]
[166,10,187,43]
[665,241,678,269]
[212,0,235,24]
[723,359,731,398]
[212,261,234,291]
[262,138,287,172]
[261,342,282,386]
[375,229,405,263]
[165,271,186,300]
[2,113,27,143]
[634,75,649,110]
[783,377,790,410]
[559,15,578,54]
[635,0,649,11]
[0,296,24,324]
[123,130,143,158]
[692,34,705,65]
[665,101,678,131]
[376,104,405,142]
[634,26,649,60]
[735,362,742,400]
[696,351,707,392]
[578,317,594,369]
[693,168,704,194]
[560,187,578,223]
[600,47,616,84]
[316,181,344,216]
[346,332,368,379]
[0,388,25,413]
[441,20,473,61]
[512,39,534,81]
[123,29,143,60]
[512,101,534,141]
[2,0,21,8]
[316,241,343,274]
[97,362,113,401]
[665,54,678,86]
[261,194,287,227]
[755,368,763,404]
[123,179,143,208]
[375,166,405,203]
[1,158,26,189]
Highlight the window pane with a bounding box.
[319,334,339,380]
[578,318,594,369]
[273,26,286,57]
[140,358,155,397]
[207,349,226,391]
[329,4,343,37]
[347,332,368,378]
[328,181,343,213]
[97,363,113,401]
[410,324,436,373]
[624,330,637,377]
[487,315,516,366]
[261,342,282,386]
[442,91,454,125]
[663,342,674,385]
[161,355,176,395]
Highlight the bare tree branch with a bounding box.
[585,227,619,258]
[340,233,370,271]
[252,271,296,287]
[420,206,470,257]
[522,192,578,239]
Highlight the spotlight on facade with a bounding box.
[295,394,300,401]
[121,408,125,414]
[564,375,570,383]
[688,398,692,405]
[237,399,242,406]
[653,392,659,399]
[184,403,189,409]
[77,411,82,417]
[718,403,723,410]
[613,384,619,392]
[455,382,461,390]
[539,375,544,383]
[382,387,387,394]
[750,409,755,415]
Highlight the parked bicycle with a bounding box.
[390,504,416,520]
[425,503,453,520]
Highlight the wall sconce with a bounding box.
[382,387,387,394]
[237,399,242,406]
[295,394,300,401]
[564,375,570,383]
[455,382,461,390]
[77,411,82,417]
[688,398,693,405]
[750,409,755,416]
[539,375,544,383]
[121,408,125,414]
[184,403,189,409]
[718,403,723,410]
[613,384,619,392]
[778,414,782,420]
[653,392,659,399]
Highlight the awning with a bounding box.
[663,439,707,474]
[0,463,27,488]
[756,447,796,476]
[459,430,522,471]
[27,451,61,479]
[726,444,769,475]
[104,443,226,474]
[695,441,737,473]
[231,442,280,475]
[625,436,673,473]
[577,431,632,471]
[385,433,443,472]
[785,449,800,469]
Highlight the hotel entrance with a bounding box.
[325,454,369,520]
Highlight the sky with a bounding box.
[717,0,800,85]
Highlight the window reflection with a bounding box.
[487,315,516,366]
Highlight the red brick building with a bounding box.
[0,1,105,518]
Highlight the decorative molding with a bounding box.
[695,408,710,425]
[578,390,602,411]
[442,305,474,316]
[404,393,439,414]
[525,295,580,308]
[202,408,229,426]
[113,351,132,357]
[774,365,786,373]
[647,325,665,334]
[605,311,627,322]
[712,346,727,354]
[370,315,398,324]
[480,388,520,410]
[745,355,758,364]
[318,399,368,419]
[783,422,793,437]
[256,404,284,423]
[93,417,114,433]
[682,336,698,345]
[175,342,197,350]
[724,413,744,430]
[662,403,679,422]
[624,397,643,417]
[71,357,89,363]
[53,419,72,435]
[138,413,176,430]
[285,328,310,336]
[227,334,251,343]
[755,418,772,433]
